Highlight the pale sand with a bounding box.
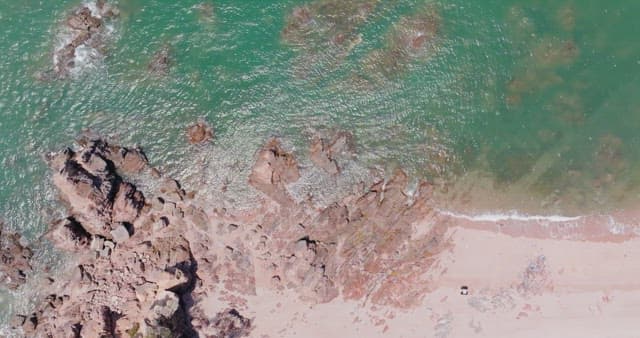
[230,222,640,337]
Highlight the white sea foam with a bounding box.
[51,1,117,77]
[436,209,582,222]
[83,1,102,19]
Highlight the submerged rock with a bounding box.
[282,0,377,79]
[0,222,32,290]
[186,119,214,144]
[361,4,440,80]
[195,2,215,23]
[148,44,172,75]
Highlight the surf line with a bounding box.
[436,209,583,223]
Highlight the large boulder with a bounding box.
[249,138,300,204]
[107,146,148,174]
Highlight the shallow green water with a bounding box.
[0,1,639,314]
[1,0,639,228]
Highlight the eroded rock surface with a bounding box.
[16,137,201,337]
[47,137,146,238]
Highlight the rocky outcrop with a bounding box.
[246,169,448,306]
[362,4,440,80]
[0,222,32,290]
[18,137,200,337]
[12,134,449,336]
[13,233,198,337]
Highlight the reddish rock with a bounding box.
[108,146,148,174]
[66,7,102,31]
[209,308,252,338]
[186,120,214,144]
[48,2,119,79]
[112,182,145,224]
[17,133,450,337]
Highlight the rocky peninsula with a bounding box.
[2,131,447,337]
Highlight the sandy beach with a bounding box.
[244,220,640,337]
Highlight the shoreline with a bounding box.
[1,1,639,336]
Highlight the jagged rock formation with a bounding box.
[14,137,202,337]
[0,222,32,290]
[47,137,146,238]
[247,166,447,306]
[244,135,449,306]
[10,132,448,336]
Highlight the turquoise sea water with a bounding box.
[0,0,639,322]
